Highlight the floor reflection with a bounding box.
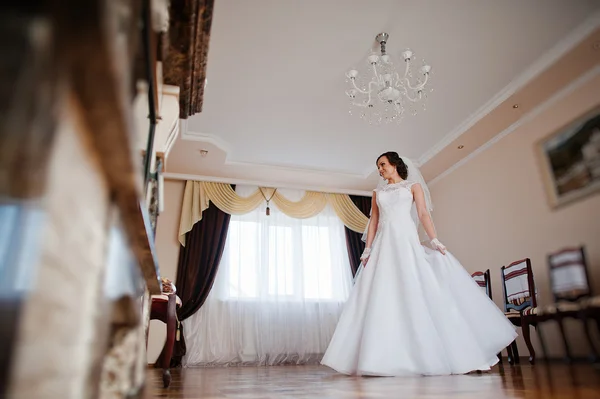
[146,362,600,399]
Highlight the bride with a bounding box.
[321,152,517,377]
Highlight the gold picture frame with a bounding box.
[535,107,600,209]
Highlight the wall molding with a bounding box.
[180,130,372,178]
[428,65,600,187]
[419,11,600,167]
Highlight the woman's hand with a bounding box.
[360,247,371,265]
[431,238,447,255]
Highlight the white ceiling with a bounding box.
[171,0,600,191]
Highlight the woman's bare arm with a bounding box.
[413,183,446,255]
[361,192,380,264]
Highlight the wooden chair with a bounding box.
[472,269,492,298]
[500,258,542,364]
[580,296,600,363]
[150,279,182,388]
[471,269,503,364]
[536,247,599,363]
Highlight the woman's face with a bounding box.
[377,156,396,179]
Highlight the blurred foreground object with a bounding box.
[0,0,212,396]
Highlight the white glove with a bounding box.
[431,238,447,255]
[360,247,371,263]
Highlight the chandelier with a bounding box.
[345,33,432,125]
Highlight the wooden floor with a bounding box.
[145,362,600,399]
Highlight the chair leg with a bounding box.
[162,295,177,388]
[582,316,600,363]
[507,343,515,365]
[497,352,503,364]
[522,320,536,364]
[511,340,521,364]
[556,318,572,364]
[536,324,549,362]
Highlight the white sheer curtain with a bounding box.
[183,185,353,367]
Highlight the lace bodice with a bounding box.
[375,180,417,194]
[374,180,419,228]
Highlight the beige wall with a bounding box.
[155,180,186,281]
[147,179,186,363]
[430,73,600,358]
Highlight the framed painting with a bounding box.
[536,108,600,209]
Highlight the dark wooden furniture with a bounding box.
[471,269,503,364]
[537,246,599,363]
[150,291,181,388]
[500,258,542,364]
[1,1,165,396]
[472,269,492,298]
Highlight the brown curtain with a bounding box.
[156,194,231,367]
[344,195,372,276]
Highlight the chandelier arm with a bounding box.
[404,90,423,103]
[393,74,406,91]
[401,76,427,91]
[396,83,415,96]
[350,79,370,95]
[401,77,419,91]
[403,61,410,78]
[372,64,380,82]
[367,80,379,91]
[365,80,380,104]
[398,85,416,101]
[374,65,386,90]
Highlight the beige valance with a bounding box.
[178,181,370,245]
[273,190,329,219]
[326,193,370,234]
[202,182,264,214]
[177,181,210,244]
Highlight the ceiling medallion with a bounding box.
[345,32,432,125]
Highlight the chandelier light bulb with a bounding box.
[346,69,359,80]
[367,54,379,65]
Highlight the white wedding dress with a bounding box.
[321,180,517,377]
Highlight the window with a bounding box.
[183,186,354,367]
[215,186,352,302]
